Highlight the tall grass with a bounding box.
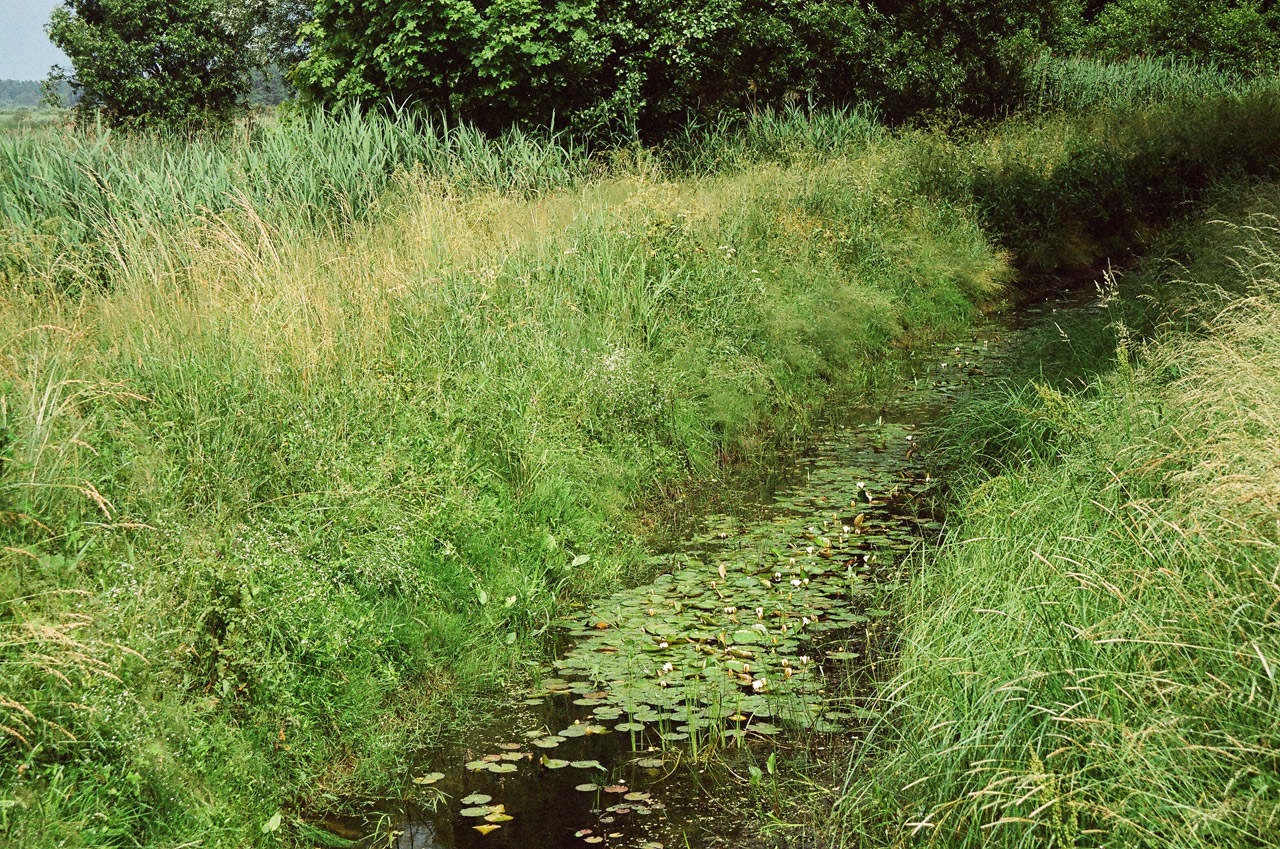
[3,58,1278,845]
[836,183,1280,848]
[1021,53,1249,114]
[903,74,1280,274]
[0,113,1003,845]
[0,108,589,291]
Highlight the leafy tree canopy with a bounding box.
[1085,0,1280,72]
[292,0,1068,139]
[47,0,276,128]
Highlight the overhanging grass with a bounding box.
[837,183,1280,848]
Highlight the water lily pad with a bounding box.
[575,783,600,792]
[603,785,628,794]
[623,791,651,802]
[412,772,445,785]
[460,807,492,817]
[473,824,501,835]
[484,812,514,823]
[488,762,517,773]
[616,721,645,732]
[465,760,490,771]
[570,759,604,770]
[541,757,570,769]
[531,737,563,749]
[635,758,665,769]
[461,794,491,806]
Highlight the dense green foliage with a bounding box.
[836,181,1280,848]
[292,0,1069,137]
[46,0,259,128]
[1085,0,1280,71]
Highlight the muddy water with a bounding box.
[320,294,1093,849]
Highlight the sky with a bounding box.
[0,0,68,80]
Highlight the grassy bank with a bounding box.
[4,59,1280,846]
[836,183,1280,847]
[0,111,1001,845]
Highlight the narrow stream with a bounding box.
[317,291,1096,849]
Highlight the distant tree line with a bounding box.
[0,80,75,110]
[44,0,1280,134]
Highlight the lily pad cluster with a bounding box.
[519,420,937,744]
[400,322,1023,846]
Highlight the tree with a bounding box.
[1085,0,1280,72]
[292,0,604,132]
[292,0,1082,138]
[46,0,260,129]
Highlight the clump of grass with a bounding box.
[837,182,1280,848]
[908,75,1280,274]
[0,108,589,293]
[1021,53,1248,115]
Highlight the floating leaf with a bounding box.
[603,785,628,794]
[461,794,492,806]
[489,763,517,773]
[541,757,570,769]
[636,758,665,769]
[473,824,500,835]
[570,759,604,770]
[575,783,600,792]
[460,807,492,818]
[484,813,514,823]
[412,772,445,785]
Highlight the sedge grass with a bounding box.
[836,182,1280,848]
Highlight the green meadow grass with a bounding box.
[835,182,1280,848]
[0,112,1001,846]
[3,61,1280,845]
